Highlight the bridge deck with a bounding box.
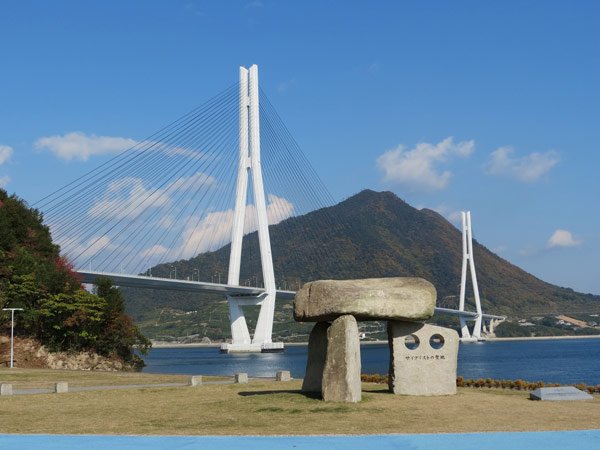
[77,271,505,321]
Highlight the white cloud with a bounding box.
[164,172,215,194]
[376,137,474,191]
[368,62,381,74]
[88,172,215,220]
[426,205,463,226]
[176,194,294,259]
[486,147,559,182]
[547,229,582,248]
[141,244,168,258]
[0,175,10,188]
[63,235,116,262]
[88,178,170,220]
[163,146,205,161]
[157,215,175,229]
[277,78,296,93]
[35,132,207,162]
[0,145,13,165]
[35,132,137,161]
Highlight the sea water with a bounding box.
[142,338,600,385]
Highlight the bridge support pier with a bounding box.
[458,211,484,342]
[221,64,283,353]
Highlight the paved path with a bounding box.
[6,378,262,396]
[1,430,599,450]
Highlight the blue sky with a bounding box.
[1,1,599,294]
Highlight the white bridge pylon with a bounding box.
[222,65,282,353]
[457,211,504,341]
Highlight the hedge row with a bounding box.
[360,374,600,394]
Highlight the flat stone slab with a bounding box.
[530,387,593,401]
[294,277,436,322]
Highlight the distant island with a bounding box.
[120,190,600,342]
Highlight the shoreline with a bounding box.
[150,335,600,348]
[486,335,600,342]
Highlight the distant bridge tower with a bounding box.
[222,65,283,353]
[458,211,484,341]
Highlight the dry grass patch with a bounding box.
[0,379,599,435]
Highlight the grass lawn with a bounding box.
[0,370,599,435]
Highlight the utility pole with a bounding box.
[3,308,23,369]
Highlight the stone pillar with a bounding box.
[322,315,361,403]
[54,382,69,393]
[388,321,458,396]
[276,370,291,381]
[489,319,496,334]
[235,373,248,384]
[301,322,330,393]
[189,375,202,386]
[0,383,13,396]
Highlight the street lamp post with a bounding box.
[3,308,23,369]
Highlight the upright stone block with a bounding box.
[0,383,13,396]
[235,372,248,384]
[276,370,291,382]
[189,375,203,387]
[322,315,361,403]
[302,322,330,393]
[54,382,69,394]
[388,321,458,396]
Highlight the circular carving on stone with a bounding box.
[429,334,445,349]
[404,334,420,350]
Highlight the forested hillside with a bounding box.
[123,190,600,341]
[0,189,150,368]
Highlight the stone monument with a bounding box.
[293,277,459,402]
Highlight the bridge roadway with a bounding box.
[77,270,505,321]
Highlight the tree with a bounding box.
[0,189,151,369]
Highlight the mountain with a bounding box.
[122,190,600,340]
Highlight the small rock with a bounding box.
[54,382,69,394]
[235,373,248,384]
[189,375,202,386]
[276,371,291,382]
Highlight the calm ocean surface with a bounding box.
[142,338,600,385]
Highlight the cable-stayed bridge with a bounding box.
[36,65,504,352]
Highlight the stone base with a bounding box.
[530,387,593,401]
[388,321,458,396]
[219,342,284,353]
